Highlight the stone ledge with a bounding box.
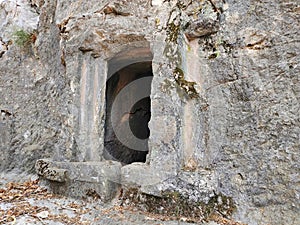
[121,163,217,201]
[36,159,216,202]
[35,159,122,201]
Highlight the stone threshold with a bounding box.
[35,159,216,202]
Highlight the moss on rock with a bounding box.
[119,188,237,223]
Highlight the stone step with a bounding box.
[36,159,122,201]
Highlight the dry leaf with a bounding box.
[36,210,49,219]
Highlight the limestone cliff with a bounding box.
[0,0,299,224]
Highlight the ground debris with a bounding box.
[0,179,247,225]
[0,179,91,225]
[0,180,54,203]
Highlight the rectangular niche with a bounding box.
[104,61,153,164]
[75,43,153,164]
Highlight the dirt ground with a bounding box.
[0,172,245,225]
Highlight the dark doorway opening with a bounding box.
[104,61,153,164]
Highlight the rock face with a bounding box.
[0,0,299,224]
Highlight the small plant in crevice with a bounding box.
[12,29,37,47]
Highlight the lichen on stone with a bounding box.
[173,67,199,99]
[160,78,174,95]
[166,21,181,43]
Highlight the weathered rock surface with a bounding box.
[0,0,299,224]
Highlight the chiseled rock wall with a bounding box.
[0,0,299,224]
